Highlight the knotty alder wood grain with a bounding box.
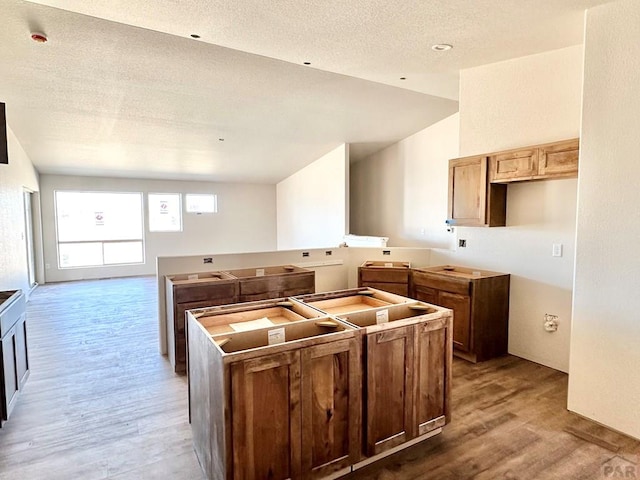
[2,277,638,480]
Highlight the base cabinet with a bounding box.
[358,261,411,297]
[189,288,453,479]
[411,266,510,362]
[188,310,361,480]
[166,272,238,374]
[1,291,29,427]
[166,266,315,374]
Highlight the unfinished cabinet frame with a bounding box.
[358,261,411,296]
[188,288,453,479]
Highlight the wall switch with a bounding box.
[552,244,563,257]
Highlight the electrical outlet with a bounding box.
[203,257,213,264]
[459,239,467,248]
[544,314,559,332]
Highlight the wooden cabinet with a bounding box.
[188,288,452,479]
[166,271,238,374]
[450,139,579,227]
[1,290,29,427]
[333,300,452,457]
[358,261,411,296]
[227,265,315,303]
[411,266,510,363]
[188,306,361,480]
[167,266,315,374]
[489,138,579,183]
[448,155,507,227]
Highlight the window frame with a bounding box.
[148,192,183,232]
[54,190,145,269]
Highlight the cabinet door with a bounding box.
[448,156,488,226]
[15,315,28,389]
[413,285,438,305]
[448,156,506,227]
[1,329,18,420]
[365,325,415,456]
[414,318,452,436]
[489,148,538,183]
[301,338,361,479]
[537,139,579,178]
[437,291,471,353]
[231,351,302,480]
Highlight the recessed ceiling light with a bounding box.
[190,34,201,39]
[30,32,48,43]
[431,43,452,52]
[303,62,311,65]
[218,138,224,142]
[400,77,406,80]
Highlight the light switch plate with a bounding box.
[552,243,563,257]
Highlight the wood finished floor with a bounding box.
[1,276,638,479]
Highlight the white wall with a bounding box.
[277,144,349,250]
[350,113,459,249]
[569,0,640,439]
[351,46,583,372]
[39,175,277,282]
[0,125,39,295]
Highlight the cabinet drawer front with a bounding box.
[489,148,538,183]
[411,272,470,296]
[173,282,237,303]
[359,268,409,284]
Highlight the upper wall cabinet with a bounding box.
[449,138,579,227]
[489,138,579,183]
[448,155,507,227]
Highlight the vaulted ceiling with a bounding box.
[0,1,607,183]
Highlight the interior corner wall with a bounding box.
[350,46,582,373]
[350,113,460,249]
[0,125,39,295]
[568,0,640,440]
[39,175,276,282]
[276,144,348,250]
[436,45,583,373]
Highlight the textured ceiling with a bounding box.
[0,0,608,183]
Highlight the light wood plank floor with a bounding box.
[1,277,638,479]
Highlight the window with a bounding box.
[55,191,144,268]
[185,194,217,214]
[148,193,182,232]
